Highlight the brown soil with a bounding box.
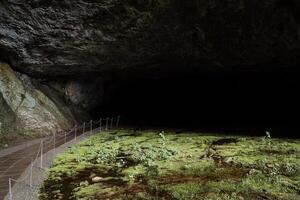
[41,165,126,200]
[212,138,238,145]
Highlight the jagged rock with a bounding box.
[0,0,300,77]
[0,91,16,137]
[0,63,74,136]
[0,0,300,137]
[65,78,105,110]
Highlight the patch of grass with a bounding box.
[40,130,300,200]
[163,182,205,199]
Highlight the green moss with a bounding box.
[163,182,205,199]
[40,130,300,200]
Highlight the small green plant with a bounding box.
[158,148,177,160]
[107,135,120,141]
[266,131,271,139]
[132,142,141,151]
[41,130,300,200]
[282,162,300,176]
[79,181,89,187]
[127,173,135,184]
[116,159,126,168]
[159,131,166,146]
[180,164,191,170]
[94,148,118,165]
[222,193,239,200]
[146,165,159,178]
[159,131,166,141]
[261,130,272,147]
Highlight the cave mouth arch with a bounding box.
[89,66,300,137]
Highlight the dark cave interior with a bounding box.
[90,67,300,137]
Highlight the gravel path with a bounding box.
[4,133,91,200]
[0,142,41,199]
[0,139,42,159]
[0,122,100,200]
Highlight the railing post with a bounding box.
[74,125,77,141]
[64,132,67,144]
[99,118,102,132]
[53,132,56,153]
[106,118,109,130]
[110,117,113,129]
[29,160,33,187]
[116,115,120,127]
[9,178,12,200]
[90,120,93,135]
[40,140,43,169]
[83,122,86,136]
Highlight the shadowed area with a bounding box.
[92,68,300,137]
[1,0,300,140]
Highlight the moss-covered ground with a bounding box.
[39,130,300,200]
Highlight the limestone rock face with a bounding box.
[0,0,300,77]
[0,93,16,139]
[65,78,105,111]
[0,63,74,136]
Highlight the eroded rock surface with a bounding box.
[0,63,74,136]
[0,0,300,77]
[0,92,16,139]
[1,0,300,138]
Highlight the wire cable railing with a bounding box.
[4,115,120,200]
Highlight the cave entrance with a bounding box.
[91,67,300,137]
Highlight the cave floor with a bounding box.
[40,130,300,200]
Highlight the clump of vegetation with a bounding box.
[40,130,300,200]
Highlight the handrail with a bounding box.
[5,115,120,200]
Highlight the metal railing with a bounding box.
[5,115,120,200]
